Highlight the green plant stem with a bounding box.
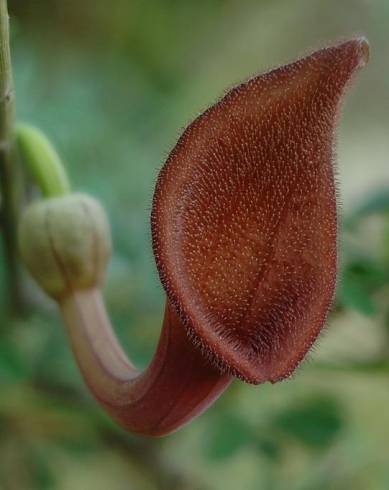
[16,123,71,197]
[0,0,24,314]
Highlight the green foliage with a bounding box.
[204,411,255,461]
[339,258,387,315]
[270,395,343,449]
[0,337,27,382]
[346,188,389,228]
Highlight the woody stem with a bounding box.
[0,0,24,314]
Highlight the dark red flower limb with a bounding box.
[152,37,369,384]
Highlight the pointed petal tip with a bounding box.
[355,36,370,67]
[340,36,370,68]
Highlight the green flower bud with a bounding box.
[19,193,112,300]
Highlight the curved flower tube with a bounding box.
[18,38,369,436]
[61,291,231,436]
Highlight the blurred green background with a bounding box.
[1,0,389,489]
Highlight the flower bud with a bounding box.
[19,193,111,300]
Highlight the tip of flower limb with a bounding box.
[152,38,369,384]
[354,36,370,67]
[328,36,369,69]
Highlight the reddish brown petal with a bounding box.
[151,38,369,384]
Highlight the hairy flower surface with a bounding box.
[152,38,369,384]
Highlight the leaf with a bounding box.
[338,278,376,316]
[338,259,387,316]
[345,188,389,229]
[204,412,254,461]
[0,339,28,383]
[271,395,343,449]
